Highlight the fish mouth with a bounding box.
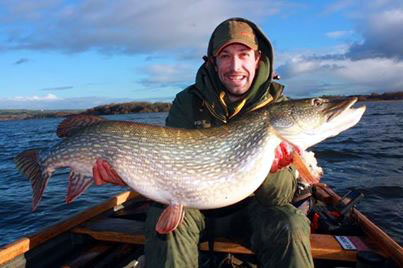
[324,97,359,123]
[285,97,366,151]
[316,97,366,144]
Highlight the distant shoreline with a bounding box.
[0,102,172,121]
[1,92,402,121]
[0,111,81,121]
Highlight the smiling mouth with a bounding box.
[227,75,246,80]
[225,73,248,83]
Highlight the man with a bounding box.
[94,18,314,268]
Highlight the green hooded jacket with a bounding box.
[144,19,313,268]
[165,17,297,206]
[167,18,287,129]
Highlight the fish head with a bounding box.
[269,97,366,150]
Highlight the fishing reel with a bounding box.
[309,190,365,235]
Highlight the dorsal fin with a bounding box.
[57,115,105,138]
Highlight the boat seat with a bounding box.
[72,218,357,262]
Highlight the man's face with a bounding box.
[215,43,260,100]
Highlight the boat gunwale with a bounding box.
[317,185,403,267]
[0,191,138,266]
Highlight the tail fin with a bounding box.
[15,150,50,211]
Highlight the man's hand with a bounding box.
[92,159,127,186]
[270,141,298,173]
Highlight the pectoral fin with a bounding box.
[156,204,185,234]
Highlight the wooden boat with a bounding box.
[1,184,402,268]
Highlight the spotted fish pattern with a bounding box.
[15,97,366,212]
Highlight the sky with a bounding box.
[1,0,403,110]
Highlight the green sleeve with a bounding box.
[254,165,298,206]
[165,87,197,129]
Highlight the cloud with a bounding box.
[277,54,403,97]
[0,94,136,110]
[275,2,403,96]
[320,1,403,60]
[325,30,353,39]
[2,0,402,100]
[139,63,196,88]
[0,0,289,56]
[282,79,354,98]
[0,90,174,109]
[345,4,403,60]
[335,57,403,90]
[12,93,61,101]
[41,86,73,91]
[277,56,323,79]
[322,0,355,14]
[14,58,30,64]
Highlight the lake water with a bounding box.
[0,102,402,248]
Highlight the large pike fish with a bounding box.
[15,97,366,233]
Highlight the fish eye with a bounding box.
[312,98,323,107]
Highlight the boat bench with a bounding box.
[72,217,357,262]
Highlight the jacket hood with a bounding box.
[194,17,275,122]
[207,18,274,72]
